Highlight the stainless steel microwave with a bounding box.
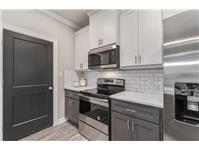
[88,44,120,69]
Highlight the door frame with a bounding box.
[0,23,59,140]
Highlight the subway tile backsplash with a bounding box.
[64,69,163,94]
[64,70,82,87]
[84,69,163,94]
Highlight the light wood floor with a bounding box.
[20,122,88,141]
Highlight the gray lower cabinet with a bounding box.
[65,90,79,126]
[111,99,162,141]
[133,118,160,141]
[111,111,132,141]
[73,99,79,124]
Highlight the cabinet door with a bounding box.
[75,34,81,70]
[133,118,160,141]
[89,12,103,49]
[75,27,89,70]
[82,29,89,70]
[139,10,162,66]
[89,10,117,49]
[73,99,79,125]
[119,10,139,67]
[66,98,73,122]
[111,111,132,141]
[102,10,117,47]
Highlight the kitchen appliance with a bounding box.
[79,78,125,141]
[163,10,199,140]
[175,83,199,124]
[73,80,80,87]
[88,44,120,69]
[79,78,87,87]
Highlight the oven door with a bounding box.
[88,44,119,69]
[79,94,109,134]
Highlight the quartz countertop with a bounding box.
[64,86,96,92]
[110,91,163,108]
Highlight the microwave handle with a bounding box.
[88,44,117,54]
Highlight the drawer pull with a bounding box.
[127,120,130,130]
[68,93,73,97]
[125,108,136,113]
[132,121,135,132]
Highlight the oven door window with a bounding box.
[80,100,109,125]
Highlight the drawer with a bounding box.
[111,99,161,124]
[65,90,79,100]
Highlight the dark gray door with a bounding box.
[111,111,132,141]
[133,118,160,141]
[3,29,53,141]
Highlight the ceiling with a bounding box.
[51,9,90,28]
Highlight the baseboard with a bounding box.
[53,117,67,126]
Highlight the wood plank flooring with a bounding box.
[20,122,88,141]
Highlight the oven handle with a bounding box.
[79,94,109,108]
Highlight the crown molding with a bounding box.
[87,10,99,16]
[37,10,81,30]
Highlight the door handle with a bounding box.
[127,120,130,130]
[139,55,141,64]
[132,121,135,133]
[125,108,136,113]
[49,86,53,90]
[80,63,83,69]
[135,55,137,64]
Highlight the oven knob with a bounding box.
[97,116,101,121]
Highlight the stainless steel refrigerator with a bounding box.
[163,10,199,140]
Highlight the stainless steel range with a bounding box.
[79,78,125,141]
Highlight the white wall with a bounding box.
[1,10,75,125]
[0,10,3,141]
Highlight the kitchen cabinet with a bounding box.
[65,90,79,125]
[111,99,163,141]
[139,10,162,66]
[111,111,160,141]
[111,111,132,141]
[75,26,89,71]
[89,10,118,50]
[162,10,187,19]
[133,118,160,141]
[119,10,162,68]
[119,10,138,67]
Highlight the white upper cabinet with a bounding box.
[102,10,118,47]
[89,12,103,50]
[89,10,118,50]
[75,26,89,71]
[162,10,187,20]
[119,10,163,68]
[120,10,139,67]
[139,10,162,66]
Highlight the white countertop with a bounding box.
[64,86,96,92]
[110,91,163,108]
